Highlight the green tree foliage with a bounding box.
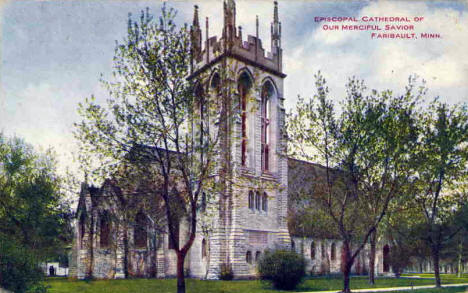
[440,203,468,277]
[412,100,468,287]
[219,263,234,281]
[287,73,420,292]
[0,133,72,292]
[0,235,45,293]
[257,249,306,290]
[74,6,239,293]
[384,203,430,277]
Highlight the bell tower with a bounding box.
[188,0,290,279]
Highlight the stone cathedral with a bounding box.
[69,0,388,280]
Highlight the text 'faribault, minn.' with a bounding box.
[314,16,442,40]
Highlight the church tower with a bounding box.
[188,0,290,279]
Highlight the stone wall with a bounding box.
[291,237,386,276]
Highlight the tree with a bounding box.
[383,201,430,277]
[0,133,72,292]
[74,6,240,293]
[287,73,420,292]
[440,204,468,277]
[412,100,467,287]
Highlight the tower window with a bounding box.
[196,85,208,152]
[262,192,268,212]
[239,83,247,166]
[210,73,222,121]
[248,191,254,210]
[134,211,147,248]
[240,86,247,166]
[261,83,272,172]
[238,72,252,166]
[211,73,220,96]
[255,191,261,210]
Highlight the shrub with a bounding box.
[0,236,44,293]
[219,263,234,280]
[257,249,306,290]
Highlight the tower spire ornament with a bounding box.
[271,0,281,50]
[223,0,237,42]
[193,4,200,28]
[191,5,202,59]
[274,0,279,23]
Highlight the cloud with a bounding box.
[0,81,98,176]
[284,1,468,108]
[183,0,289,55]
[2,0,467,180]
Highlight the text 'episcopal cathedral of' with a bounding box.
[69,0,389,280]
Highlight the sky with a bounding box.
[1,0,467,181]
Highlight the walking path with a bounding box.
[298,283,468,293]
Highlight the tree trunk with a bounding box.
[342,244,352,293]
[457,240,463,278]
[176,251,186,293]
[431,245,442,288]
[123,227,129,278]
[368,229,377,285]
[343,261,352,293]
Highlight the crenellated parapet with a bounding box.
[189,0,284,79]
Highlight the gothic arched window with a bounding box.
[248,191,254,210]
[246,251,252,264]
[321,242,326,258]
[195,85,208,151]
[100,211,111,248]
[168,221,180,250]
[201,238,207,259]
[310,241,316,259]
[383,244,390,272]
[255,251,261,262]
[262,192,267,212]
[331,242,336,260]
[79,212,86,249]
[261,82,272,171]
[201,192,207,212]
[211,72,220,94]
[134,211,147,248]
[238,72,252,166]
[255,191,261,210]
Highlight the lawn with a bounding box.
[367,287,468,293]
[45,274,468,293]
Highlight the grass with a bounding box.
[45,273,468,293]
[401,273,468,279]
[367,288,468,293]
